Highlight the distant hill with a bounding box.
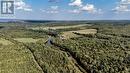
[0,19,130,24]
[0,19,20,22]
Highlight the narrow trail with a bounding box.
[15,42,45,73]
[51,42,88,73]
[50,45,86,73]
[15,43,44,73]
[23,45,44,73]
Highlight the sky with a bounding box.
[0,0,130,20]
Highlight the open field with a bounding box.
[61,32,80,39]
[14,38,42,43]
[0,45,43,73]
[0,38,13,45]
[61,29,97,39]
[71,29,97,34]
[30,24,89,30]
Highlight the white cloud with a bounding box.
[40,9,45,12]
[41,10,59,14]
[69,9,81,13]
[69,0,83,7]
[14,0,32,11]
[49,6,59,13]
[69,0,102,14]
[41,6,59,14]
[81,4,95,13]
[50,6,59,10]
[113,5,130,12]
[81,4,102,14]
[120,0,130,4]
[113,0,130,12]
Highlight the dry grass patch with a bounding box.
[14,38,41,43]
[30,24,89,30]
[0,38,13,45]
[61,29,97,39]
[0,45,43,73]
[72,29,97,34]
[61,32,80,39]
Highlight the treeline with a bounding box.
[53,36,130,73]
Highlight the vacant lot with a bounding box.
[0,38,13,45]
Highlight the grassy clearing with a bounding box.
[0,45,43,73]
[0,29,48,38]
[72,29,97,34]
[30,24,89,30]
[61,32,80,39]
[61,29,97,39]
[0,38,13,45]
[14,38,42,43]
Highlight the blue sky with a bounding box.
[1,0,130,20]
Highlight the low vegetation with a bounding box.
[0,44,43,73]
[61,32,80,39]
[0,38,13,45]
[14,38,41,43]
[30,24,89,30]
[72,29,97,34]
[0,21,130,73]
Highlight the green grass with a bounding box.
[29,24,89,30]
[0,29,48,38]
[0,45,43,73]
[0,38,13,45]
[14,38,41,43]
[28,43,82,73]
[1,22,130,73]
